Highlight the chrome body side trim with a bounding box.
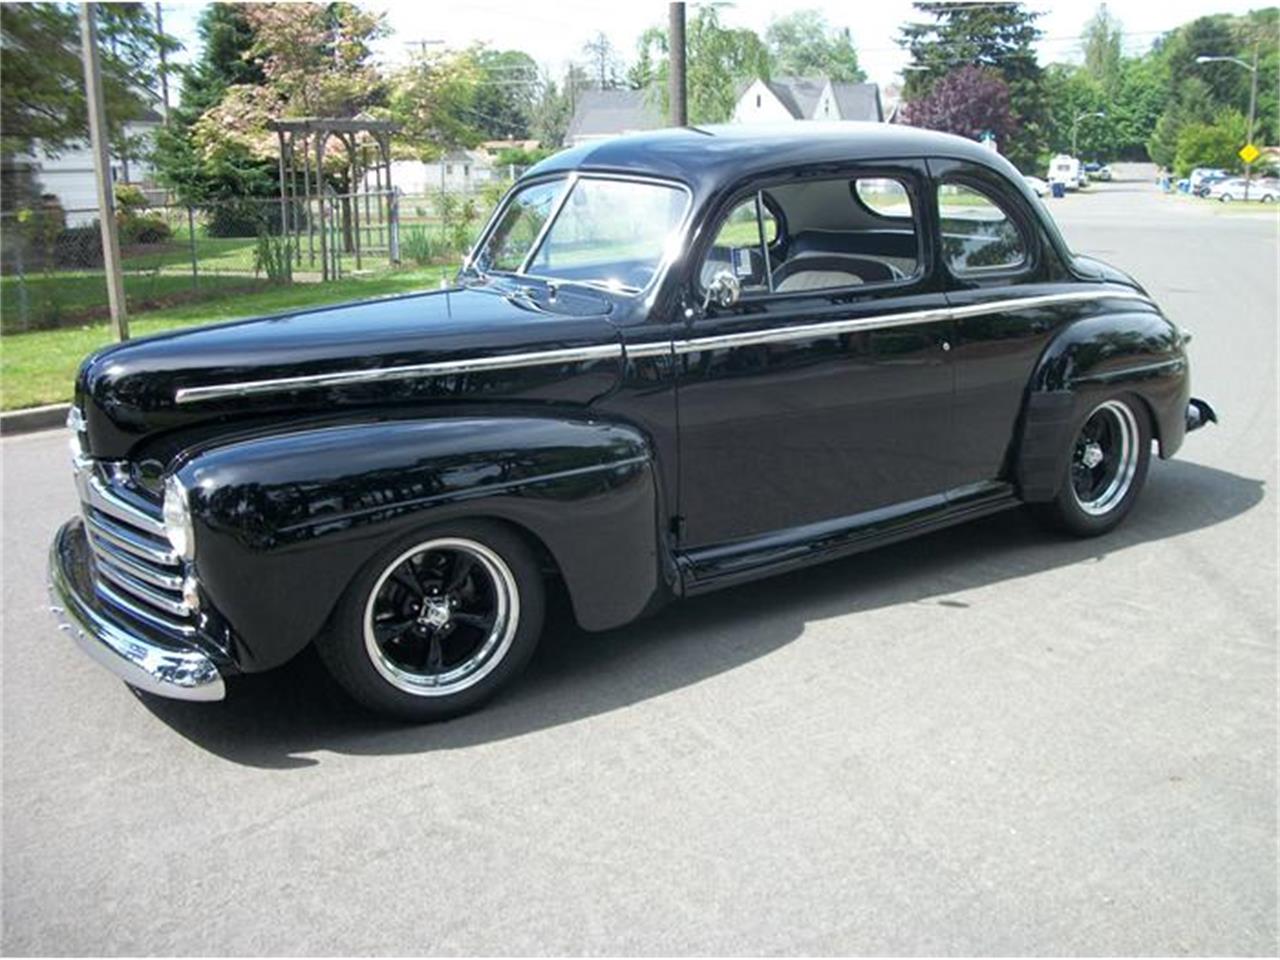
[174,289,1152,405]
[670,289,1151,355]
[49,523,219,698]
[174,343,624,405]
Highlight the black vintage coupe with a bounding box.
[50,124,1216,720]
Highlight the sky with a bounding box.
[157,0,1268,95]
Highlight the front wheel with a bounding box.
[1032,396,1151,537]
[318,520,545,721]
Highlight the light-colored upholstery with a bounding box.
[775,269,863,293]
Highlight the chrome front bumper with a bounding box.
[48,518,225,701]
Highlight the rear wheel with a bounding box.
[318,520,545,721]
[1032,396,1151,537]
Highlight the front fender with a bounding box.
[178,416,662,672]
[1016,307,1189,501]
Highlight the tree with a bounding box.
[765,10,865,82]
[170,3,264,126]
[1143,10,1278,169]
[1173,110,1248,176]
[902,66,1017,146]
[899,2,1046,171]
[152,4,268,204]
[243,2,387,118]
[1081,3,1123,95]
[389,49,485,157]
[531,71,572,147]
[0,2,175,159]
[582,32,622,90]
[471,48,539,139]
[635,5,771,124]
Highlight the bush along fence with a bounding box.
[0,181,511,335]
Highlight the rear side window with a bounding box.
[937,182,1027,273]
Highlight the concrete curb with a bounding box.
[0,403,70,437]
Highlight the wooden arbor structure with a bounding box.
[268,116,400,280]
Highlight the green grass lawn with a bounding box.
[0,265,454,411]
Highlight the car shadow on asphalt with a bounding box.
[136,458,1264,769]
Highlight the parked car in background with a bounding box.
[1194,174,1223,197]
[49,124,1217,721]
[1048,154,1083,190]
[1082,161,1112,182]
[1206,177,1279,202]
[1023,175,1050,197]
[1189,167,1228,193]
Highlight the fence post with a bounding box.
[389,188,401,265]
[187,206,199,290]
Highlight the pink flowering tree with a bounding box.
[902,66,1019,146]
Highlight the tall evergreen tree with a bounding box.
[151,3,270,205]
[898,1,1046,171]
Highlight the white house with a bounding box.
[371,148,499,196]
[6,112,165,224]
[732,78,884,124]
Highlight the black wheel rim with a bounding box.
[363,538,518,696]
[1070,400,1140,516]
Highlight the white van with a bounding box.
[1048,154,1083,190]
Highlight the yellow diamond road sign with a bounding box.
[1239,143,1261,164]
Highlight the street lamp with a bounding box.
[1071,111,1105,157]
[1197,46,1260,201]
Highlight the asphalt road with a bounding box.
[2,176,1276,955]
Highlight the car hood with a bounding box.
[76,283,622,461]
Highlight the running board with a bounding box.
[680,481,1019,595]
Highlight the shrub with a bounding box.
[253,231,293,283]
[118,212,172,245]
[114,184,149,212]
[401,224,438,266]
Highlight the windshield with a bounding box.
[472,176,689,293]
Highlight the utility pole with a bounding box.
[1196,47,1261,199]
[155,2,170,124]
[1071,111,1105,158]
[1245,38,1259,201]
[669,2,687,127]
[80,2,128,340]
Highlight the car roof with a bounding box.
[527,122,1025,196]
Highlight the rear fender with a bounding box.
[179,416,663,671]
[1015,309,1189,501]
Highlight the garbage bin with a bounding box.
[1050,181,1066,199]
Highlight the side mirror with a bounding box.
[704,270,741,311]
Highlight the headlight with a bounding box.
[163,475,195,561]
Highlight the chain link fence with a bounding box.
[0,181,515,335]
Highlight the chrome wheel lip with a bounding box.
[1071,400,1140,517]
[363,537,520,698]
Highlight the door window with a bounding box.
[937,182,1027,274]
[699,174,921,297]
[702,194,778,294]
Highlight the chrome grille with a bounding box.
[72,454,196,637]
